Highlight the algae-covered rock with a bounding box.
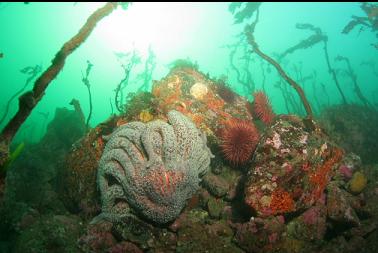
[124,91,157,122]
[207,197,226,219]
[112,215,157,250]
[233,216,286,252]
[176,210,241,253]
[111,214,177,252]
[244,115,343,217]
[327,182,360,226]
[108,242,143,253]
[14,214,82,253]
[78,221,116,253]
[286,204,327,242]
[151,66,252,139]
[202,173,230,198]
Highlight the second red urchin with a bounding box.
[253,91,275,125]
[219,119,260,165]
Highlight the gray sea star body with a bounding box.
[96,110,213,224]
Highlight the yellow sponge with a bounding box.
[348,171,367,194]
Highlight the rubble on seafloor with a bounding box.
[1,66,377,253]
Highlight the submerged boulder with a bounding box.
[286,204,327,242]
[327,182,360,226]
[244,115,343,217]
[151,66,253,139]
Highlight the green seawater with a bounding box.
[1,3,378,253]
[0,2,376,144]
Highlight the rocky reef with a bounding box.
[0,107,86,252]
[1,66,378,253]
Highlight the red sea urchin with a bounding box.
[220,119,259,165]
[253,91,275,125]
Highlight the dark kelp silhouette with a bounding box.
[274,79,300,115]
[342,2,378,50]
[229,2,262,24]
[259,58,267,92]
[0,65,42,127]
[81,60,94,128]
[69,98,86,128]
[273,63,307,116]
[291,63,313,116]
[113,49,141,113]
[335,55,373,109]
[240,8,313,121]
[310,70,330,114]
[279,23,348,105]
[229,3,315,131]
[223,34,256,96]
[360,60,378,77]
[0,2,128,170]
[109,97,114,116]
[136,46,157,93]
[279,24,326,60]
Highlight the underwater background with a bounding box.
[0,2,378,253]
[1,2,377,143]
